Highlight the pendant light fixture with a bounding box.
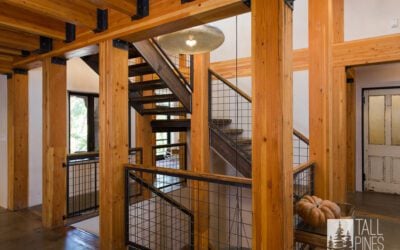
[156,25,225,55]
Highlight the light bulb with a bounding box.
[185,35,197,47]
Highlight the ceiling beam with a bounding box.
[14,0,249,68]
[0,3,65,40]
[0,46,26,56]
[0,28,39,51]
[0,54,16,63]
[88,0,136,16]
[3,0,98,29]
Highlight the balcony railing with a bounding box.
[65,148,142,221]
[125,165,253,249]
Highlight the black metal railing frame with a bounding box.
[64,148,143,219]
[125,166,252,250]
[208,69,252,157]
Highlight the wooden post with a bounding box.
[42,57,67,228]
[191,53,210,249]
[7,71,28,211]
[309,0,347,201]
[99,40,129,250]
[346,72,356,193]
[251,0,293,249]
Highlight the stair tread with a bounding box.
[222,128,244,134]
[129,46,141,59]
[129,79,167,91]
[211,119,232,125]
[141,106,188,115]
[128,63,155,77]
[151,119,190,132]
[130,94,177,103]
[234,138,252,145]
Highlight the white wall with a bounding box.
[29,68,43,206]
[67,57,99,93]
[0,75,8,208]
[345,0,400,41]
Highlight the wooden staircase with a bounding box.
[81,39,192,133]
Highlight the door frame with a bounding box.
[361,86,400,192]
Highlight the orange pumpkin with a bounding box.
[296,195,341,227]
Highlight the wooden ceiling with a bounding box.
[0,0,144,74]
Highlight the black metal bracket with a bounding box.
[51,57,67,65]
[113,39,130,51]
[13,68,28,75]
[21,50,30,57]
[65,23,76,43]
[181,0,195,3]
[285,0,295,10]
[6,73,12,79]
[242,0,250,7]
[132,0,149,20]
[347,78,354,84]
[94,9,108,33]
[38,36,53,54]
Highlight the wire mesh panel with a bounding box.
[66,148,143,219]
[125,166,252,250]
[293,132,310,166]
[209,70,252,160]
[293,163,315,227]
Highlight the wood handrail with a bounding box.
[293,161,315,175]
[209,69,252,102]
[125,165,252,187]
[293,129,309,145]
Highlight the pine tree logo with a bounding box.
[327,219,354,249]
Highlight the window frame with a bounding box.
[68,91,99,153]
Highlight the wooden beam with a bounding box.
[252,0,293,249]
[0,54,15,63]
[0,28,39,51]
[13,0,249,68]
[89,0,136,16]
[0,46,24,56]
[0,3,65,39]
[7,72,29,211]
[99,40,128,250]
[42,57,67,228]
[210,48,309,79]
[191,53,210,249]
[3,0,98,29]
[333,33,400,67]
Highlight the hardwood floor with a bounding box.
[0,206,99,250]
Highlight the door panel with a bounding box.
[364,88,400,194]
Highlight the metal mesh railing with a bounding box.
[293,131,310,166]
[209,69,252,160]
[293,162,315,228]
[65,148,142,219]
[125,166,252,250]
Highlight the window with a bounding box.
[69,92,99,153]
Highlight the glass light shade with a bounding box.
[157,25,225,55]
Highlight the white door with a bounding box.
[364,89,400,194]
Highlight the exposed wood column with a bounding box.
[309,0,347,201]
[42,58,67,228]
[7,71,28,210]
[191,53,210,249]
[346,71,356,193]
[251,0,293,249]
[99,40,129,250]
